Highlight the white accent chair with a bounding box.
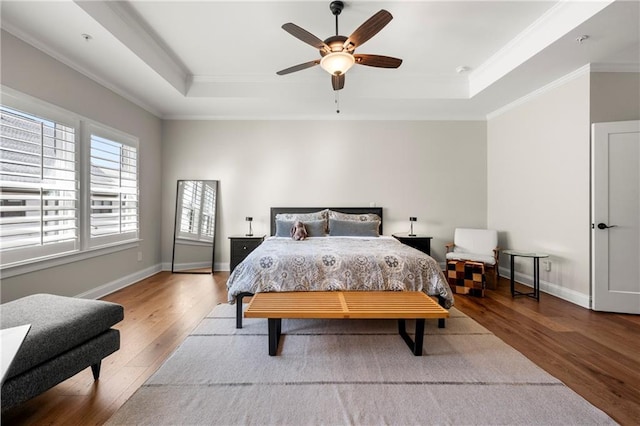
[445,228,500,288]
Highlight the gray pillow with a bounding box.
[275,219,327,237]
[275,211,329,234]
[275,219,294,237]
[303,219,327,237]
[329,218,380,237]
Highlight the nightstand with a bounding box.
[392,234,433,256]
[229,235,265,272]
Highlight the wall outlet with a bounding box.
[543,260,551,271]
[137,251,142,262]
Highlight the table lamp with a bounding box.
[246,217,253,236]
[409,217,417,236]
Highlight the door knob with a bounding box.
[597,223,618,230]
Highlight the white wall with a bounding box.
[161,120,487,269]
[487,69,640,308]
[0,31,163,302]
[488,71,592,306]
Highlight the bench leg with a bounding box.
[414,319,425,356]
[398,319,425,356]
[235,292,254,329]
[437,296,447,328]
[268,318,282,356]
[91,362,101,380]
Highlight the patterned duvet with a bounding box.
[227,236,454,308]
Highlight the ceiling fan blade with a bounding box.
[343,10,393,50]
[276,60,320,75]
[354,54,402,68]
[282,23,330,52]
[332,74,345,91]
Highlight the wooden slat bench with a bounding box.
[244,291,449,356]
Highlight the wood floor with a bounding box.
[2,272,639,425]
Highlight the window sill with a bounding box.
[0,239,142,279]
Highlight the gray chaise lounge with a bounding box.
[1,293,124,410]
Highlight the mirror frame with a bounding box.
[171,180,218,274]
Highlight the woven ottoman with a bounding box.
[447,260,486,297]
[1,294,124,410]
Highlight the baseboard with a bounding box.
[170,261,211,271]
[160,262,230,272]
[76,263,163,300]
[498,266,590,308]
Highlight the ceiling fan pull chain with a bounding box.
[335,91,340,114]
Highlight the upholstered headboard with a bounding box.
[270,207,383,236]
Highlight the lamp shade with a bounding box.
[320,52,355,76]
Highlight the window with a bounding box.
[88,128,138,247]
[0,105,78,264]
[0,89,139,269]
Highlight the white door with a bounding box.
[591,120,640,313]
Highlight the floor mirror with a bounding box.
[171,180,218,274]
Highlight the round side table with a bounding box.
[502,250,549,301]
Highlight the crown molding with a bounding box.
[162,114,487,121]
[486,64,591,120]
[1,25,163,118]
[469,0,613,98]
[74,0,190,95]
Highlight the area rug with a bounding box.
[107,303,614,425]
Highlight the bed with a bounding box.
[227,207,453,328]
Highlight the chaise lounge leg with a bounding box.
[91,362,101,380]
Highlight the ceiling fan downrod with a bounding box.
[330,1,344,36]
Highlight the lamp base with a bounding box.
[408,234,416,237]
[246,233,254,237]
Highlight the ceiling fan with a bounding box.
[276,1,402,91]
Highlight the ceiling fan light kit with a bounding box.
[320,51,355,75]
[277,0,402,93]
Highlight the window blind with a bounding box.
[89,133,138,245]
[0,106,78,262]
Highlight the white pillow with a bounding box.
[328,210,381,223]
